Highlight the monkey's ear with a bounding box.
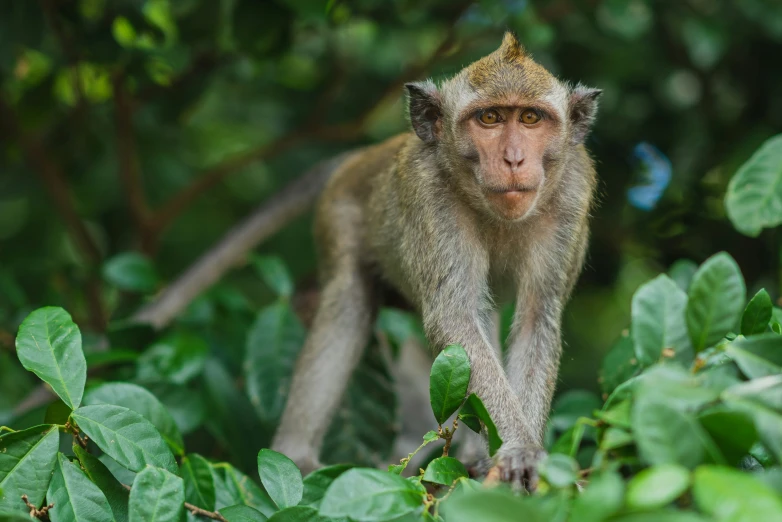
[405,81,442,144]
[569,85,602,144]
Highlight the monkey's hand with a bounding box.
[477,443,547,492]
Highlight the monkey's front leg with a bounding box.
[500,290,565,489]
[423,301,536,487]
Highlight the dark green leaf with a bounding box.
[441,489,544,522]
[71,404,177,473]
[0,425,59,514]
[73,445,129,522]
[103,252,159,293]
[550,390,601,432]
[213,463,276,517]
[723,399,782,463]
[15,307,86,410]
[632,274,693,366]
[698,409,758,465]
[322,341,398,467]
[129,466,185,522]
[626,464,690,510]
[726,333,782,378]
[137,332,208,385]
[693,465,782,520]
[599,333,639,395]
[725,134,782,237]
[251,255,294,298]
[742,289,773,336]
[84,382,184,456]
[46,453,113,522]
[320,468,424,521]
[422,457,468,486]
[182,454,216,511]
[245,301,306,426]
[429,344,471,425]
[459,394,502,456]
[257,449,302,509]
[222,504,268,522]
[301,464,352,508]
[686,252,746,351]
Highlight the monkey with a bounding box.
[271,32,601,489]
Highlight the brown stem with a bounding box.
[112,73,154,253]
[185,503,228,522]
[0,96,107,330]
[22,494,53,520]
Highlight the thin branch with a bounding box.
[113,73,154,252]
[120,483,227,521]
[132,152,354,328]
[147,3,469,237]
[0,96,107,329]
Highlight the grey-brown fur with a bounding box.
[272,32,600,488]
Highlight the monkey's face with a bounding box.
[457,97,563,221]
[405,32,601,222]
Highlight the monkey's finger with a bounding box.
[483,466,502,487]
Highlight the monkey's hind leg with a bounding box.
[271,264,377,474]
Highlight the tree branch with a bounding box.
[0,96,107,329]
[113,73,154,252]
[132,152,354,328]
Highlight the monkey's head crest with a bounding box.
[465,31,555,99]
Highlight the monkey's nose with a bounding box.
[504,148,524,170]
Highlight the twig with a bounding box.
[22,494,54,520]
[120,483,226,521]
[112,73,154,253]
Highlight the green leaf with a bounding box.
[686,252,746,351]
[15,307,86,410]
[320,468,424,521]
[301,464,352,508]
[632,400,712,469]
[245,301,306,425]
[725,134,782,237]
[251,255,294,298]
[429,344,471,425]
[722,399,782,463]
[693,465,782,520]
[0,425,59,514]
[626,464,690,510]
[213,463,276,517]
[182,454,216,511]
[668,259,699,291]
[129,466,185,522]
[698,409,758,465]
[742,289,773,336]
[632,274,693,366]
[539,454,578,488]
[322,341,398,467]
[723,374,782,410]
[458,394,502,456]
[422,457,468,486]
[569,470,624,522]
[222,504,268,522]
[550,390,601,432]
[599,333,639,395]
[84,382,184,456]
[73,445,129,522]
[726,333,782,378]
[103,252,159,293]
[441,489,542,522]
[46,453,113,522]
[71,405,177,473]
[257,449,302,510]
[267,506,334,521]
[137,332,208,385]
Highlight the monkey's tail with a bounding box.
[132,150,356,329]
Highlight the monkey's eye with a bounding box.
[521,109,542,125]
[479,109,501,125]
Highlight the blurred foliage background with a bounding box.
[2,0,782,470]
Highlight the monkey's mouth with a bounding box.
[486,184,538,195]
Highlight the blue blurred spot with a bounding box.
[627,142,672,211]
